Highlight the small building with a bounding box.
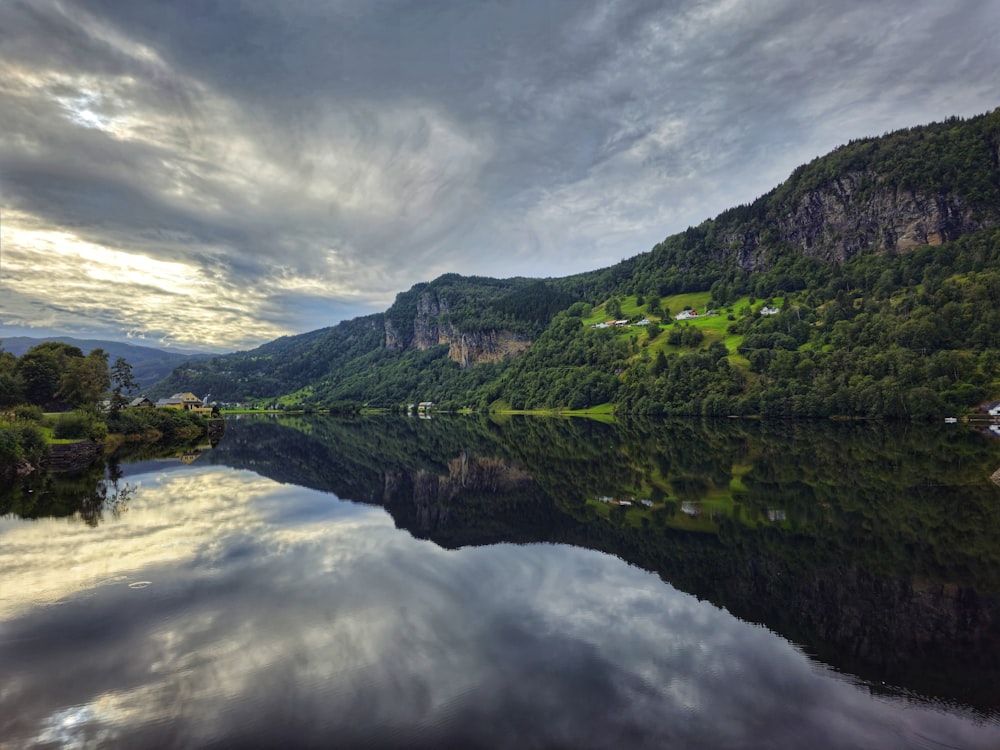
[759,305,780,316]
[675,310,698,320]
[156,392,212,413]
[128,396,154,408]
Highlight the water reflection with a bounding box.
[207,415,1000,714]
[2,416,1000,748]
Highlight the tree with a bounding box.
[0,349,23,408]
[109,357,139,414]
[650,350,668,377]
[16,342,84,409]
[57,349,110,409]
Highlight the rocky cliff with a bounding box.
[384,287,532,367]
[727,174,993,272]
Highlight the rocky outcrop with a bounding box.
[727,173,992,272]
[44,441,103,471]
[444,329,531,368]
[384,289,531,367]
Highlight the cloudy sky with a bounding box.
[1,0,998,352]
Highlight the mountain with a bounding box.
[152,108,1000,418]
[0,336,214,391]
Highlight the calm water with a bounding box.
[2,415,1000,749]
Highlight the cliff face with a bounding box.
[727,174,993,272]
[384,288,531,367]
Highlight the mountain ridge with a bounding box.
[151,108,1000,418]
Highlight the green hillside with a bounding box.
[151,108,1000,418]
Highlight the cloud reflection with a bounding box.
[1,465,998,748]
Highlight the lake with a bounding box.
[2,415,1000,749]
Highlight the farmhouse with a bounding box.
[156,392,212,413]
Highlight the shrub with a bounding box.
[88,421,108,441]
[13,404,44,422]
[53,411,92,439]
[16,423,48,464]
[144,408,205,438]
[106,409,147,435]
[0,423,21,464]
[106,407,207,438]
[53,410,106,440]
[0,420,49,468]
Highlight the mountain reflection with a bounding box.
[205,414,1000,714]
[4,413,1000,721]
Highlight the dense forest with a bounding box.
[149,108,1000,418]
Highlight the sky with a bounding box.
[1,1,998,353]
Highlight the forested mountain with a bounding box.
[153,108,1000,418]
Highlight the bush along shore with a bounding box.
[1,406,226,480]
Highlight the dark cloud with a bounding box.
[1,0,998,349]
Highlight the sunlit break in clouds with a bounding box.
[1,0,998,351]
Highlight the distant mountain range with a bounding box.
[153,108,1000,418]
[0,336,214,391]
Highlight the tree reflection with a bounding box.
[77,459,135,527]
[203,414,1000,713]
[0,458,137,527]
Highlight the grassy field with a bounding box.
[276,386,314,407]
[37,424,85,444]
[583,292,784,366]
